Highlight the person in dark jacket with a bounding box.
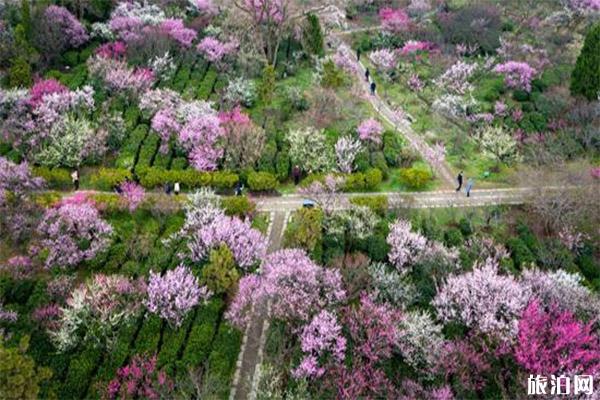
[456,171,463,192]
[292,165,301,185]
[370,81,376,95]
[356,48,361,61]
[365,68,370,82]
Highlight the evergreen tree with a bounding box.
[8,56,32,87]
[259,64,276,106]
[20,0,31,40]
[571,23,600,100]
[304,13,324,57]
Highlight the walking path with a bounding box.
[329,30,457,188]
[229,211,288,400]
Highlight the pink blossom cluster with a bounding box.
[357,118,383,144]
[424,142,446,168]
[494,61,537,92]
[95,41,127,59]
[569,0,600,13]
[188,214,267,269]
[31,304,62,330]
[160,19,197,47]
[433,258,530,337]
[387,219,427,271]
[226,249,346,329]
[1,255,34,279]
[515,300,600,375]
[0,303,17,323]
[333,45,359,75]
[119,181,145,212]
[0,157,44,198]
[146,265,210,327]
[435,61,478,95]
[28,79,68,108]
[107,355,174,400]
[590,167,600,179]
[105,65,155,94]
[293,310,347,379]
[37,200,113,268]
[219,106,251,125]
[407,73,424,92]
[399,40,436,56]
[196,36,239,63]
[44,5,88,47]
[379,7,412,33]
[244,0,285,24]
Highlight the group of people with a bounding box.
[356,48,377,96]
[163,182,181,196]
[456,171,474,197]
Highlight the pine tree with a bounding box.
[304,13,324,57]
[20,0,32,40]
[571,23,600,100]
[259,64,276,105]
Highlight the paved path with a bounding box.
[229,211,288,400]
[329,30,457,188]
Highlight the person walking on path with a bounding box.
[235,180,243,196]
[456,171,463,192]
[365,68,370,82]
[71,170,79,191]
[292,165,301,186]
[356,48,361,61]
[465,178,474,197]
[174,182,180,196]
[370,81,376,95]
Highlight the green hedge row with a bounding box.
[136,167,238,190]
[247,171,278,192]
[157,314,194,376]
[197,68,218,100]
[134,314,163,355]
[176,298,223,378]
[62,345,102,399]
[137,133,160,169]
[33,167,72,190]
[204,323,243,398]
[303,168,383,192]
[116,124,148,169]
[350,195,389,216]
[90,168,132,191]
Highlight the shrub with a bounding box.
[275,151,290,181]
[221,196,255,217]
[202,244,240,294]
[382,131,403,167]
[350,195,388,216]
[303,14,324,57]
[136,167,238,190]
[367,234,389,262]
[8,57,32,87]
[370,152,389,178]
[438,4,502,53]
[506,238,536,269]
[62,50,79,67]
[90,168,132,191]
[247,171,278,192]
[399,167,431,189]
[284,208,323,259]
[443,228,463,248]
[62,346,101,399]
[458,218,473,237]
[364,168,383,190]
[32,167,71,190]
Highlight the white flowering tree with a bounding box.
[287,126,334,173]
[476,125,521,166]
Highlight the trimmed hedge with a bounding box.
[158,314,194,375]
[343,168,383,191]
[90,168,131,191]
[399,167,432,189]
[350,195,388,216]
[222,196,256,217]
[137,133,160,169]
[136,167,238,190]
[33,167,71,190]
[204,323,242,398]
[247,171,278,192]
[116,124,148,169]
[134,314,162,354]
[62,345,102,400]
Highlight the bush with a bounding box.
[443,227,463,248]
[90,168,131,191]
[512,89,530,102]
[370,151,389,178]
[32,167,71,189]
[458,217,473,237]
[62,346,101,399]
[178,299,223,372]
[350,195,388,216]
[202,245,239,295]
[284,208,323,259]
[382,131,403,167]
[506,237,535,269]
[354,151,370,172]
[62,50,79,67]
[399,167,431,189]
[321,60,345,88]
[438,4,502,53]
[275,151,290,181]
[366,234,389,262]
[205,324,242,398]
[221,196,255,217]
[8,57,32,87]
[257,141,277,174]
[247,171,278,192]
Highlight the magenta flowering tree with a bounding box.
[226,249,346,329]
[159,19,197,47]
[146,265,211,327]
[188,213,267,268]
[379,8,412,33]
[95,41,127,59]
[28,79,68,108]
[399,40,436,56]
[493,61,537,92]
[1,256,34,279]
[357,118,383,144]
[37,200,113,268]
[515,300,600,376]
[196,36,239,64]
[437,337,492,392]
[219,107,266,169]
[433,258,530,338]
[119,181,145,212]
[387,219,427,272]
[35,5,88,62]
[293,309,347,379]
[106,354,174,400]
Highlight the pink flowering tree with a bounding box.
[146,265,211,327]
[435,61,478,95]
[226,249,346,329]
[333,44,359,75]
[188,213,267,269]
[298,175,347,215]
[515,300,600,376]
[423,142,447,177]
[35,5,88,63]
[293,310,347,379]
[28,79,68,108]
[160,19,197,47]
[387,219,427,272]
[433,258,530,338]
[357,118,383,145]
[106,354,174,400]
[196,36,239,65]
[437,337,492,392]
[219,107,266,170]
[399,40,436,57]
[493,61,537,92]
[119,181,145,212]
[36,199,113,268]
[379,8,412,34]
[369,49,397,75]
